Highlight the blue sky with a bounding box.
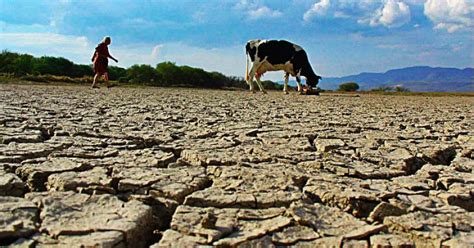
[1,0,473,79]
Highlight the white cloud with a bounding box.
[304,0,331,22]
[235,0,282,20]
[366,0,411,27]
[0,32,89,51]
[248,6,282,19]
[379,0,411,27]
[424,0,474,33]
[304,0,412,28]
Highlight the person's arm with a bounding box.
[105,46,118,62]
[108,54,118,63]
[96,52,116,62]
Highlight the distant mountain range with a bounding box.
[317,66,474,92]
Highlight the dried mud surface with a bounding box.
[1,84,473,247]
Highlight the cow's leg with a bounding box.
[247,65,257,93]
[296,76,303,93]
[255,74,267,94]
[283,72,290,94]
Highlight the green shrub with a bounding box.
[338,82,360,92]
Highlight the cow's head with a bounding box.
[307,75,321,88]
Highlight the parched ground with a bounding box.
[1,84,473,247]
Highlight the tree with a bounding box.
[32,56,75,76]
[180,65,211,87]
[338,82,360,92]
[127,64,161,85]
[71,64,94,78]
[13,54,35,75]
[156,62,181,86]
[108,66,127,81]
[0,51,35,76]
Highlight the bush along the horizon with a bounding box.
[338,82,360,92]
[0,50,283,90]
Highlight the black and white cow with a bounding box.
[245,39,321,94]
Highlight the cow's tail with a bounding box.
[245,50,250,82]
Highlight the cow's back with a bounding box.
[257,40,297,65]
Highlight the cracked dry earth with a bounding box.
[1,84,473,248]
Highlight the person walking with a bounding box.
[91,36,118,88]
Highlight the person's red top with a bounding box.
[95,43,110,60]
[93,42,110,74]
